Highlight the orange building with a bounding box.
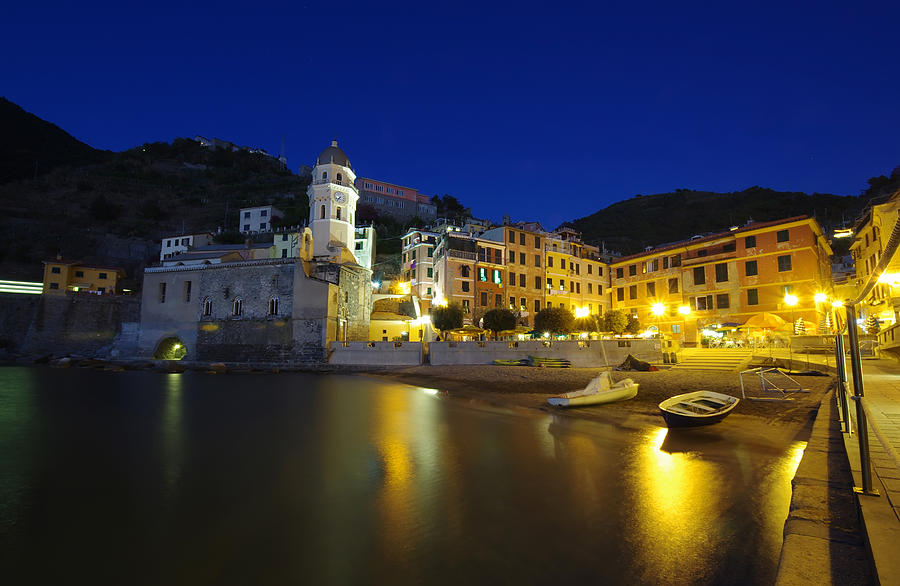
[42,259,126,296]
[609,216,833,344]
[433,231,507,324]
[481,223,546,325]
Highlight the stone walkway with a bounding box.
[844,359,900,585]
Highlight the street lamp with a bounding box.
[652,303,666,362]
[678,305,691,346]
[784,293,798,370]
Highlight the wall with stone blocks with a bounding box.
[23,294,141,357]
[328,341,423,365]
[428,339,660,367]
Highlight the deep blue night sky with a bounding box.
[3,1,899,228]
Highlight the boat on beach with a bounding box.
[547,371,638,407]
[658,391,740,427]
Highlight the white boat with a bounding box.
[658,390,739,427]
[547,372,638,407]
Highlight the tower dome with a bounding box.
[316,139,352,169]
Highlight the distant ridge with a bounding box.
[570,187,871,255]
[0,97,110,183]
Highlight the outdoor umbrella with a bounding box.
[743,312,786,329]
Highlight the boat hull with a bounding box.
[548,382,638,407]
[658,391,739,428]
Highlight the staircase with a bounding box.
[671,348,754,372]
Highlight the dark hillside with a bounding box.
[0,134,310,280]
[571,187,870,254]
[0,98,111,183]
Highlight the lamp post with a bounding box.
[784,293,798,371]
[651,303,666,361]
[678,305,691,360]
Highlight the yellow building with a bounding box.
[849,188,900,352]
[544,227,609,320]
[42,259,125,296]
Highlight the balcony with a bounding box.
[447,249,477,261]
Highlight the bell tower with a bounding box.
[307,140,359,260]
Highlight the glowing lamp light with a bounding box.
[784,294,798,307]
[173,343,182,350]
[574,306,590,318]
[651,303,666,317]
[814,293,827,303]
[399,281,411,294]
[877,272,900,286]
[832,300,844,308]
[678,305,691,315]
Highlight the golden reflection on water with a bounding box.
[372,385,449,571]
[161,374,184,494]
[631,427,724,582]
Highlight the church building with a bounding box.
[138,141,373,363]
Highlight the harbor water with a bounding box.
[0,367,804,584]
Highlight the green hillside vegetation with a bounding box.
[570,186,879,255]
[0,133,310,278]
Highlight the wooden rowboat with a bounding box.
[658,391,739,427]
[548,372,638,407]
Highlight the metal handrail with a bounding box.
[854,395,900,471]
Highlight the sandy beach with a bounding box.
[363,364,835,429]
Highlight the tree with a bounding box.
[625,315,641,335]
[482,309,517,336]
[865,314,880,334]
[431,304,464,332]
[573,315,601,333]
[603,309,628,334]
[534,307,574,336]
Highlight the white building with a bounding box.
[401,228,439,303]
[307,140,360,262]
[160,233,214,261]
[353,226,376,270]
[239,205,283,233]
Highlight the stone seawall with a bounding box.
[0,293,41,352]
[22,294,141,357]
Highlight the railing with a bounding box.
[311,178,358,191]
[446,249,477,261]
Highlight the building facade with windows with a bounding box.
[543,228,609,319]
[609,216,833,344]
[239,205,283,233]
[849,189,900,352]
[42,259,125,295]
[356,178,437,221]
[401,229,439,306]
[160,232,214,261]
[138,141,373,363]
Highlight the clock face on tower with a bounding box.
[333,191,346,204]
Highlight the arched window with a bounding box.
[202,297,211,316]
[320,205,326,219]
[269,297,279,315]
[336,172,342,184]
[233,297,243,316]
[322,171,327,180]
[336,207,342,221]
